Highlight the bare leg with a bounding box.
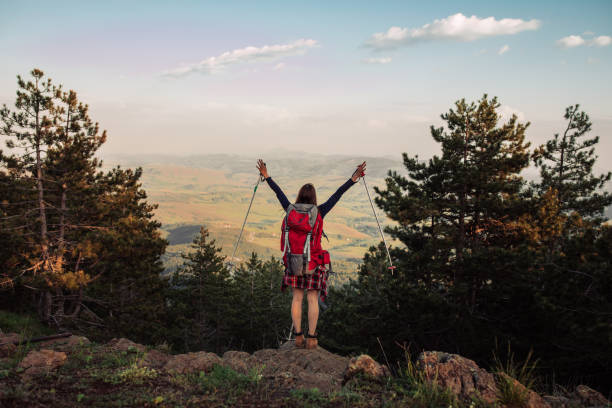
[306,290,320,335]
[291,288,304,332]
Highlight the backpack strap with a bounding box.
[307,205,318,228]
[304,231,312,263]
[283,204,295,257]
[304,206,319,263]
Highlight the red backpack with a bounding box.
[281,203,329,276]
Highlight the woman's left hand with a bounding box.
[352,161,366,182]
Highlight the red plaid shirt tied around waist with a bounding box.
[281,265,329,301]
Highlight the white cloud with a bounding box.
[591,35,612,47]
[364,13,540,49]
[163,39,318,77]
[557,34,611,48]
[362,57,392,64]
[273,62,286,71]
[498,44,510,55]
[557,35,586,48]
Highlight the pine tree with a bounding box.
[375,95,531,307]
[533,104,612,223]
[0,69,58,293]
[231,254,289,351]
[167,227,232,353]
[0,69,108,322]
[1,69,168,337]
[84,167,168,343]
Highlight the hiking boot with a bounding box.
[294,331,305,348]
[306,333,317,349]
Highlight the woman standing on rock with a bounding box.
[256,159,366,349]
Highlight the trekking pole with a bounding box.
[362,175,395,273]
[288,322,294,342]
[230,174,264,268]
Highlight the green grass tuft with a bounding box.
[108,363,158,385]
[493,343,539,407]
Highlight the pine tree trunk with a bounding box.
[35,127,48,263]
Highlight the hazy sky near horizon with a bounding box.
[1,0,611,163]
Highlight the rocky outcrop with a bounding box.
[252,342,350,393]
[7,333,607,407]
[140,349,172,369]
[18,349,67,377]
[573,385,610,407]
[417,351,499,404]
[543,385,611,408]
[344,354,389,383]
[139,341,352,393]
[222,350,255,374]
[164,351,222,374]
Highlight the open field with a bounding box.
[103,153,403,278]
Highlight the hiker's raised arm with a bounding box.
[257,159,290,211]
[319,161,366,218]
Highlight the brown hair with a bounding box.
[296,183,317,205]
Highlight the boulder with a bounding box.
[251,342,349,393]
[498,373,550,408]
[140,349,171,369]
[344,354,389,383]
[108,338,146,353]
[18,349,67,377]
[296,370,337,393]
[222,350,253,374]
[573,384,610,407]
[163,351,222,374]
[417,351,498,404]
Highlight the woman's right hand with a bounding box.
[256,159,269,179]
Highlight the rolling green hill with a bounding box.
[103,153,403,279]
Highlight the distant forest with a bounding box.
[1,69,611,395]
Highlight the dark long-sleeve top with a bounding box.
[265,177,356,218]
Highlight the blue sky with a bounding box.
[1,0,611,165]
